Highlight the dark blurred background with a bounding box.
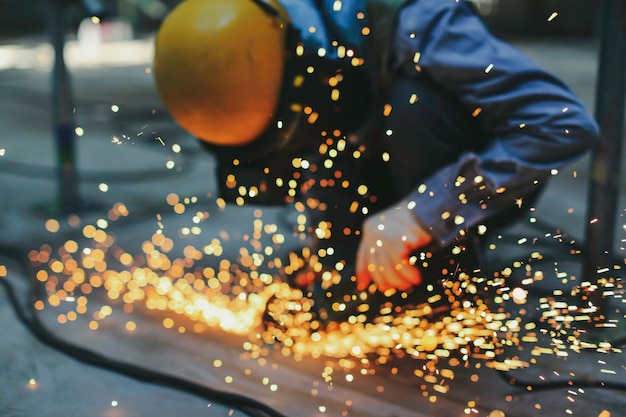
[0,0,600,41]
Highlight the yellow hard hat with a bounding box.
[153,0,291,147]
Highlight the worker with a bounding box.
[153,0,600,323]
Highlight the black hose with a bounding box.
[496,366,626,393]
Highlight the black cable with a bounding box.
[496,366,626,393]
[0,248,289,417]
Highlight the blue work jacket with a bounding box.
[280,0,600,247]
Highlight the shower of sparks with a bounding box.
[533,271,625,353]
[29,192,539,401]
[35,201,484,343]
[30,188,624,404]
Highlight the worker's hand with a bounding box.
[356,201,433,292]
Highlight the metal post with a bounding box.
[48,0,81,213]
[583,1,626,307]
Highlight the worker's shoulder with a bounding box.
[396,0,481,34]
[402,0,476,16]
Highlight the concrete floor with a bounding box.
[1,32,625,417]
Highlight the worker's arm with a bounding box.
[357,0,600,290]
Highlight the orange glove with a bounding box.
[356,201,433,292]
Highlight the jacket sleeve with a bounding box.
[392,0,600,246]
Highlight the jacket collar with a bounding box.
[278,0,367,59]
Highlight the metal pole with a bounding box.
[48,0,81,213]
[583,1,626,302]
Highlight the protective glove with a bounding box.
[356,200,433,292]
